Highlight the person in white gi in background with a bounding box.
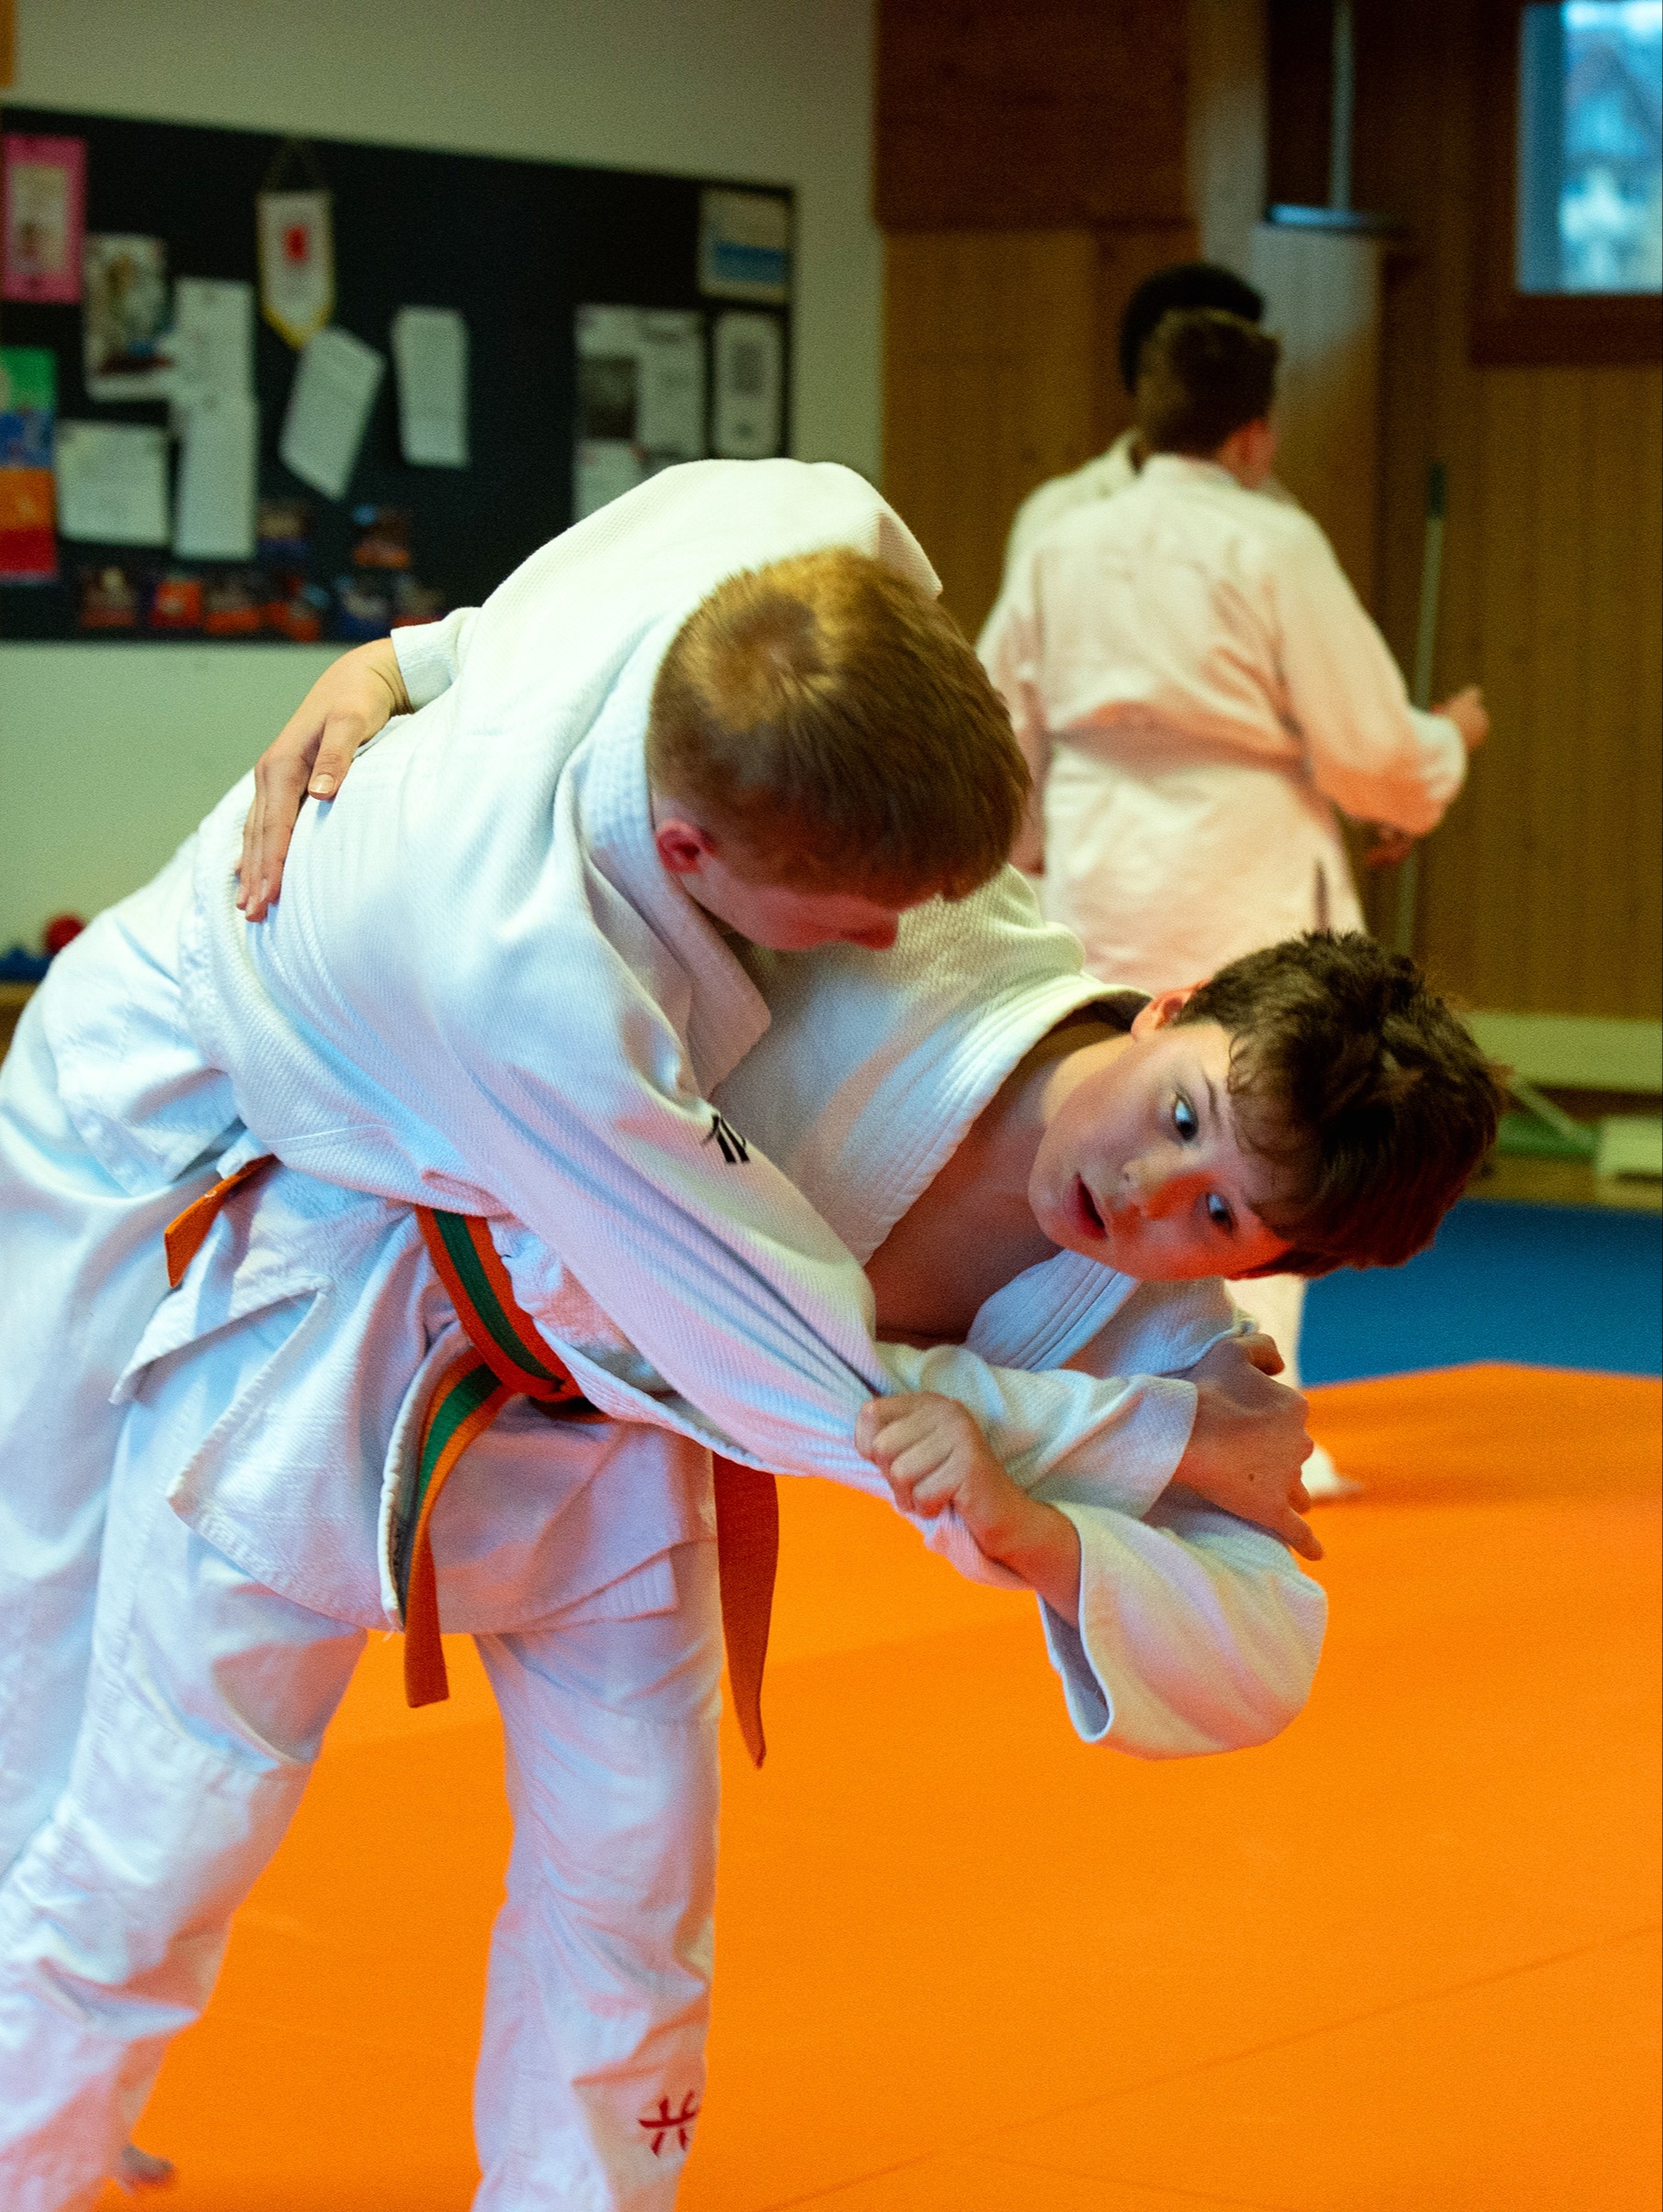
[0,912,1500,2209]
[1002,260,1290,576]
[980,312,1491,1495]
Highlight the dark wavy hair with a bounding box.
[1176,933,1505,1275]
[1117,261,1266,394]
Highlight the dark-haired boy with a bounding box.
[981,308,1491,1487]
[862,932,1503,1575]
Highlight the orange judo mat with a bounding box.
[100,1364,1661,2212]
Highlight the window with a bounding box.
[1518,3,1662,293]
[1474,0,1662,361]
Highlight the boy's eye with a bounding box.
[1172,1094,1199,1142]
[1205,1192,1235,1233]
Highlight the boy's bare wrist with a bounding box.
[974,1490,1082,1623]
[368,638,413,716]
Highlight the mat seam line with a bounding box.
[753,1919,1657,2210]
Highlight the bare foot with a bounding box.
[116,2143,176,2194]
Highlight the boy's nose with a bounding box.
[1122,1150,1193,1217]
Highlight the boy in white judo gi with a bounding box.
[0,901,1500,2207]
[979,309,1491,1482]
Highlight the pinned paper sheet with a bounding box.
[392,306,468,467]
[54,421,170,544]
[172,278,255,413]
[3,135,85,304]
[572,305,704,520]
[83,235,174,402]
[712,311,783,459]
[279,326,384,500]
[174,391,259,560]
[699,190,791,304]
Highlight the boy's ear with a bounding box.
[1130,983,1203,1036]
[653,815,717,878]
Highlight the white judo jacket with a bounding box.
[979,453,1469,992]
[94,459,1203,1507]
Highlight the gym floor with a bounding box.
[104,1200,1662,2212]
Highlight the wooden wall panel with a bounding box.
[874,0,1190,231]
[1187,0,1270,278]
[1248,223,1384,603]
[881,226,1196,638]
[1354,0,1662,1019]
[881,231,1099,636]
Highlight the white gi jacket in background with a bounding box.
[979,453,1469,991]
[139,459,1198,1505]
[1003,428,1295,575]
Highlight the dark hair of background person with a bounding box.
[1135,309,1282,459]
[1117,261,1267,395]
[1175,932,1506,1277]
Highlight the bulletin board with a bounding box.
[0,104,793,642]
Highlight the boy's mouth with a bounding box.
[1070,1178,1107,1240]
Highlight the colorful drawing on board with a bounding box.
[3,135,86,304]
[0,348,58,582]
[83,236,176,402]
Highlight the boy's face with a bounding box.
[1027,1004,1295,1280]
[653,807,926,950]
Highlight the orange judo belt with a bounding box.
[165,1163,780,1764]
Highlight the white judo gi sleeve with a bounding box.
[1269,517,1468,835]
[911,1278,1326,1759]
[1038,1496,1326,1757]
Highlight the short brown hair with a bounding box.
[648,548,1029,901]
[1136,308,1281,457]
[1176,933,1504,1276]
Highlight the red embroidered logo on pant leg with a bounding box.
[638,2092,701,2155]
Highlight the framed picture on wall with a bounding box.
[1477,0,1654,362]
[1472,0,1663,363]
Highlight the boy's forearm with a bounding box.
[973,1490,1082,1625]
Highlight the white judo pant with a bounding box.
[0,1370,722,2212]
[0,986,222,1877]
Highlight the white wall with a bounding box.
[0,0,881,944]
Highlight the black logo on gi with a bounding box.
[703,1111,749,1165]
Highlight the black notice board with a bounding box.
[0,104,793,641]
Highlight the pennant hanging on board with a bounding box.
[258,188,333,348]
[257,141,334,348]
